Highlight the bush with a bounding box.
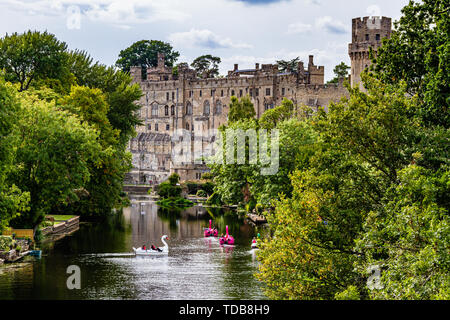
[201,172,213,180]
[157,182,182,199]
[0,236,14,251]
[196,189,207,197]
[202,182,214,195]
[168,173,180,186]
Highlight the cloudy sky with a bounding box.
[0,0,409,81]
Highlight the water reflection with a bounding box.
[0,200,266,300]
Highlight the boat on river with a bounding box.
[204,219,218,237]
[219,226,235,246]
[133,235,169,255]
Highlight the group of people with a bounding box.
[141,244,162,252]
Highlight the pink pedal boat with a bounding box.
[219,225,235,245]
[204,219,218,237]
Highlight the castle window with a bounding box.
[365,34,369,41]
[255,88,259,96]
[200,90,202,97]
[165,105,169,116]
[211,89,214,96]
[151,104,158,117]
[186,102,193,115]
[166,92,169,100]
[231,90,235,96]
[239,89,243,97]
[203,101,210,116]
[189,90,192,98]
[282,88,285,96]
[249,88,253,96]
[266,88,271,96]
[186,123,190,130]
[376,34,380,41]
[166,124,170,130]
[171,105,175,115]
[155,123,158,131]
[148,124,151,130]
[215,101,222,115]
[221,90,224,97]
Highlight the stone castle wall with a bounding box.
[126,16,392,185]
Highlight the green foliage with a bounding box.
[276,57,300,74]
[201,172,213,180]
[0,236,14,251]
[156,197,193,210]
[168,173,180,186]
[228,96,256,123]
[335,286,361,300]
[157,182,182,199]
[259,98,294,130]
[327,62,350,84]
[356,165,449,299]
[190,55,221,78]
[196,189,207,197]
[9,90,101,228]
[68,49,143,146]
[58,86,130,218]
[371,0,449,127]
[0,31,70,92]
[0,77,30,231]
[115,40,180,79]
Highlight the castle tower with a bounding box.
[349,16,391,89]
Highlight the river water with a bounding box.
[0,198,267,300]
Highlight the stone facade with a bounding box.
[349,16,392,89]
[126,16,392,185]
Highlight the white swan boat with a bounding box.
[133,235,169,255]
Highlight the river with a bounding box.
[0,197,267,300]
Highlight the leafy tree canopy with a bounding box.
[190,55,221,78]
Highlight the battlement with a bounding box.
[352,16,391,43]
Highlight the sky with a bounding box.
[0,0,410,81]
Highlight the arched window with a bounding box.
[151,104,158,117]
[203,100,210,116]
[171,105,175,116]
[186,123,190,130]
[214,101,222,115]
[164,105,169,116]
[186,102,193,115]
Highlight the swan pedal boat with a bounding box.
[133,235,169,255]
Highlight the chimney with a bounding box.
[234,64,238,71]
[157,52,165,69]
[255,63,259,70]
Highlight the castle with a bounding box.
[125,16,392,185]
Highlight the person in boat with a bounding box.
[151,244,162,252]
[141,244,146,250]
[252,237,257,244]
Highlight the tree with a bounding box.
[259,98,294,130]
[59,86,130,218]
[68,49,143,146]
[228,96,256,123]
[0,31,70,92]
[9,90,101,228]
[276,57,300,74]
[0,76,29,231]
[115,40,180,79]
[190,55,221,78]
[371,0,449,127]
[356,164,449,299]
[327,62,350,84]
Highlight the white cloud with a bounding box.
[315,16,349,34]
[286,22,313,34]
[168,28,252,49]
